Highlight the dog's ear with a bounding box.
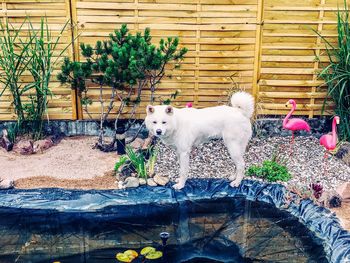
[146,105,155,114]
[165,105,173,115]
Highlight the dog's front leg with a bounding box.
[173,152,189,190]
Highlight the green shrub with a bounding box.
[313,1,350,141]
[114,145,158,179]
[58,24,187,152]
[247,160,291,182]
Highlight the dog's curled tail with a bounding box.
[230,91,255,118]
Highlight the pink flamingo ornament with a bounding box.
[185,102,193,108]
[283,99,310,154]
[320,116,340,176]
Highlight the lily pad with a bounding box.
[116,253,133,263]
[145,251,163,260]
[124,250,138,259]
[140,246,156,256]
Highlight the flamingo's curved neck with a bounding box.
[331,117,338,145]
[283,101,296,126]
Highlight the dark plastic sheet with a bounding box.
[0,179,349,263]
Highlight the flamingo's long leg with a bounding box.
[323,151,329,177]
[289,131,294,156]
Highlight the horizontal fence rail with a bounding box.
[0,0,343,121]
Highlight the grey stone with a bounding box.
[13,140,34,155]
[0,179,14,189]
[153,174,169,186]
[139,178,146,185]
[147,178,157,187]
[123,177,140,188]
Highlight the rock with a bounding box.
[153,174,169,186]
[0,179,14,189]
[142,137,153,150]
[129,138,144,150]
[13,139,34,155]
[117,181,125,190]
[147,178,157,187]
[139,178,146,185]
[328,194,342,208]
[33,138,54,153]
[0,130,13,151]
[123,177,140,188]
[336,142,350,166]
[336,182,350,201]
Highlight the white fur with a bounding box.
[145,92,254,190]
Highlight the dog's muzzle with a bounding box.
[156,129,162,135]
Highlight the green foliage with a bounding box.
[115,145,158,179]
[58,24,187,151]
[0,17,70,141]
[114,155,128,172]
[0,18,33,127]
[6,123,19,144]
[247,157,291,182]
[313,1,350,141]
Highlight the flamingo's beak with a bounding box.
[285,101,289,107]
[336,117,340,124]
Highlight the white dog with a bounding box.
[145,92,254,190]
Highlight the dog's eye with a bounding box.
[162,121,166,124]
[153,121,157,124]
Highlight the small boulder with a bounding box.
[0,130,13,151]
[336,142,350,166]
[33,138,54,153]
[123,177,140,188]
[153,174,169,186]
[13,140,34,155]
[139,178,147,185]
[336,182,350,201]
[129,138,144,150]
[0,179,14,190]
[147,178,157,187]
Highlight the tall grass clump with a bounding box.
[0,17,69,140]
[313,2,350,141]
[0,18,33,128]
[24,18,70,140]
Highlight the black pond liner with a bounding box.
[0,179,349,263]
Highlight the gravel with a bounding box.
[154,136,350,191]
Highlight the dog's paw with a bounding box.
[230,180,242,188]
[173,182,185,190]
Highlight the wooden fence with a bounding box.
[0,0,344,120]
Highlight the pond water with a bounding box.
[0,197,327,263]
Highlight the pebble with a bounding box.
[153,174,170,186]
[139,178,147,185]
[123,177,140,188]
[154,136,350,191]
[147,178,157,187]
[0,179,14,190]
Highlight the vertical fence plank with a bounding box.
[69,0,83,119]
[252,0,264,115]
[310,0,325,118]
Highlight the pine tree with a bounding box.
[58,24,187,152]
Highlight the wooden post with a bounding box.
[69,0,83,120]
[252,0,264,117]
[194,3,201,107]
[310,0,325,118]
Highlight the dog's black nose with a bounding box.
[156,129,162,135]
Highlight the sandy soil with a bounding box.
[0,136,118,182]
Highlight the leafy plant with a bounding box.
[0,18,33,129]
[23,18,70,140]
[58,24,187,152]
[0,17,70,141]
[115,145,158,179]
[247,156,291,182]
[313,1,350,141]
